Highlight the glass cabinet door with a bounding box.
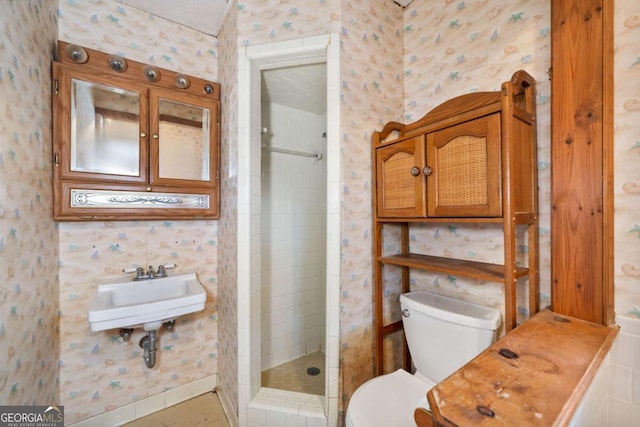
[150,89,218,186]
[70,79,141,176]
[55,64,149,184]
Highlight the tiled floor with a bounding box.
[123,392,229,427]
[122,352,325,427]
[261,351,325,395]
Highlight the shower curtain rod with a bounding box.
[262,144,323,160]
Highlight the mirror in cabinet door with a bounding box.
[54,63,149,184]
[375,134,427,218]
[150,88,218,186]
[52,42,221,221]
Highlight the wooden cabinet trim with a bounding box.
[52,62,150,185]
[52,42,221,221]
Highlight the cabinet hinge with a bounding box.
[216,169,220,180]
[54,79,59,95]
[54,152,60,166]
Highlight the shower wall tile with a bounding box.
[261,102,327,370]
[0,0,59,407]
[56,0,220,423]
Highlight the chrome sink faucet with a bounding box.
[127,264,176,280]
[146,265,156,279]
[131,265,171,280]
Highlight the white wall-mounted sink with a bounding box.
[88,272,206,332]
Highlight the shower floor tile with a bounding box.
[123,392,229,427]
[262,351,325,395]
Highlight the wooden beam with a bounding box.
[550,0,614,324]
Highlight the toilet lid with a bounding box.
[346,369,432,427]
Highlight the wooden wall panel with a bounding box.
[551,0,613,324]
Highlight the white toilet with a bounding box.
[346,291,502,427]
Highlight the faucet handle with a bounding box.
[157,265,167,278]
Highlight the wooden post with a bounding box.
[550,0,614,324]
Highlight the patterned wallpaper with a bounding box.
[216,2,239,417]
[236,0,339,44]
[614,2,640,318]
[0,0,59,407]
[0,0,637,425]
[401,1,552,322]
[337,0,405,417]
[57,1,219,78]
[56,1,220,423]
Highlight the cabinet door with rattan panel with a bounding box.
[375,135,427,218]
[426,113,502,217]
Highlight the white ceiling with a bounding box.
[261,64,327,114]
[116,0,230,36]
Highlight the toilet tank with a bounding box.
[400,291,501,385]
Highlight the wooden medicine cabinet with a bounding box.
[52,41,221,220]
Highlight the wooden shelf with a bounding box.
[378,253,529,283]
[376,212,535,225]
[372,70,539,375]
[377,217,505,224]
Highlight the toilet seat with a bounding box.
[346,369,433,427]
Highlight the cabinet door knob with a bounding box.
[410,167,420,177]
[423,166,433,176]
[140,132,147,138]
[152,134,159,139]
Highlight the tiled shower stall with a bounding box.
[260,99,327,372]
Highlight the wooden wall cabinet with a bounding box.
[375,135,427,218]
[377,114,502,219]
[52,42,221,221]
[372,70,540,374]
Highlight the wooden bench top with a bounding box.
[419,309,618,427]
